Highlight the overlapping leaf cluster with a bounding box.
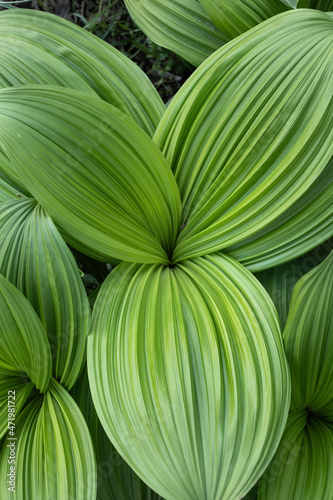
[0,5,332,500]
[123,0,333,65]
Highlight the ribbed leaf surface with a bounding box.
[0,86,181,264]
[0,9,164,137]
[0,379,96,500]
[124,0,227,66]
[258,411,333,499]
[0,274,51,438]
[0,198,90,389]
[71,368,163,500]
[227,158,333,271]
[198,0,287,39]
[0,275,51,392]
[0,177,22,204]
[255,239,333,329]
[283,252,333,419]
[0,378,34,440]
[155,10,333,267]
[88,254,290,500]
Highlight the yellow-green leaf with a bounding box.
[0,197,90,390]
[0,378,96,500]
[257,411,333,499]
[154,10,333,267]
[283,252,333,419]
[0,9,164,137]
[124,0,227,66]
[198,0,287,39]
[0,274,51,393]
[71,368,163,500]
[0,86,182,264]
[227,157,333,271]
[88,254,290,499]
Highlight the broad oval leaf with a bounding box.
[0,197,90,390]
[0,274,51,393]
[88,254,290,500]
[0,378,96,500]
[154,10,333,267]
[71,368,163,500]
[0,86,182,264]
[257,411,333,499]
[283,251,333,420]
[0,9,164,137]
[124,0,227,66]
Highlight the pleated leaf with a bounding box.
[283,252,333,420]
[198,0,333,40]
[0,9,164,138]
[0,197,90,390]
[198,0,287,39]
[154,10,333,267]
[0,378,35,440]
[299,0,333,9]
[124,0,227,66]
[0,86,181,264]
[0,149,28,196]
[241,484,258,500]
[255,239,333,330]
[227,157,333,271]
[280,0,298,7]
[71,368,163,500]
[0,177,23,204]
[88,254,290,500]
[0,378,96,500]
[0,274,51,393]
[257,411,333,499]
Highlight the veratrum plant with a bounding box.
[123,0,333,65]
[0,7,332,500]
[0,275,96,499]
[256,252,333,499]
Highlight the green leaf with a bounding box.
[0,379,35,440]
[0,9,164,137]
[198,0,287,39]
[88,254,290,500]
[255,239,333,330]
[279,0,298,8]
[0,197,90,389]
[0,274,51,393]
[0,378,97,500]
[257,411,333,499]
[154,10,333,267]
[283,252,333,419]
[0,176,23,204]
[0,149,29,197]
[71,368,163,500]
[298,0,333,9]
[124,0,227,66]
[227,157,333,271]
[0,86,182,264]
